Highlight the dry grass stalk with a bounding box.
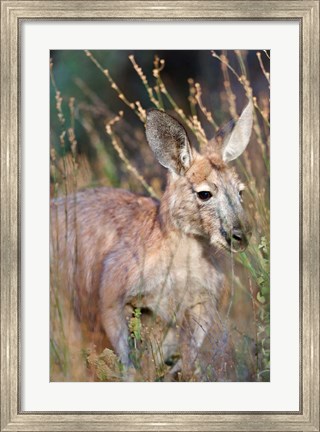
[129,54,161,109]
[212,50,268,166]
[194,81,219,131]
[218,53,239,120]
[50,58,66,127]
[256,51,270,84]
[84,50,145,122]
[105,113,159,199]
[153,56,165,109]
[253,96,270,127]
[151,55,208,146]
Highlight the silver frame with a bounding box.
[1,1,319,431]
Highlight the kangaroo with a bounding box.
[51,101,253,378]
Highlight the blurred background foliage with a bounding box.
[50,50,270,382]
[50,50,269,194]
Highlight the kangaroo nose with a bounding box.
[231,228,251,251]
[232,229,244,243]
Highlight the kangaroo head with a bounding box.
[146,102,253,252]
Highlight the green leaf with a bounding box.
[257,292,266,304]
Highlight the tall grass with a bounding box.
[50,50,270,382]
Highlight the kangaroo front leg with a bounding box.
[180,302,213,380]
[101,304,131,368]
[100,253,137,370]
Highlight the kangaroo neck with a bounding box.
[158,177,180,236]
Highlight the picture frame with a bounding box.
[1,1,319,431]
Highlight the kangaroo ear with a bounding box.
[146,109,194,175]
[221,101,253,163]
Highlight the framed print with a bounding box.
[1,1,319,431]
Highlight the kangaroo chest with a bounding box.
[130,237,222,322]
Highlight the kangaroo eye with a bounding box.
[197,191,212,201]
[239,189,244,198]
